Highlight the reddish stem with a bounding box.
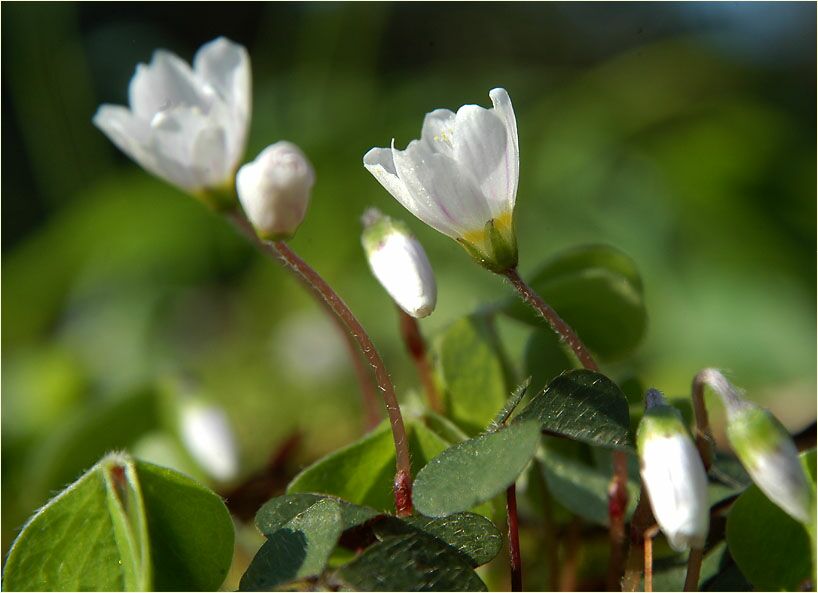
[502,267,629,587]
[684,548,704,592]
[397,307,442,413]
[227,209,412,515]
[507,484,523,591]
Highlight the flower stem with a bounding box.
[501,266,629,587]
[506,483,523,591]
[683,547,704,592]
[643,525,660,592]
[622,487,656,592]
[397,307,442,413]
[691,371,715,471]
[226,208,412,515]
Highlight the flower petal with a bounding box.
[393,139,493,238]
[489,88,519,211]
[128,50,211,120]
[367,230,437,318]
[93,104,167,183]
[452,104,511,218]
[419,108,456,157]
[191,126,230,188]
[193,37,251,168]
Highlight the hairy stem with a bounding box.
[683,547,704,592]
[397,307,442,413]
[691,371,715,471]
[502,267,629,587]
[507,483,523,591]
[227,208,412,515]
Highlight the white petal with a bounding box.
[392,139,493,237]
[641,435,709,551]
[452,104,510,217]
[368,232,437,318]
[128,50,212,121]
[748,441,812,523]
[149,106,212,189]
[193,37,251,168]
[93,104,183,188]
[364,146,455,237]
[489,88,520,211]
[191,126,230,188]
[180,404,239,482]
[419,108,456,157]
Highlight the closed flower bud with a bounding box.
[637,389,709,552]
[697,368,812,523]
[236,141,315,240]
[179,401,239,482]
[361,208,437,318]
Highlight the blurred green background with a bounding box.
[2,0,815,568]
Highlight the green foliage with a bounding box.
[413,420,541,517]
[651,541,750,591]
[523,329,574,395]
[432,315,510,435]
[256,493,378,535]
[501,245,647,361]
[515,369,632,450]
[726,449,816,591]
[335,529,488,591]
[287,420,449,512]
[240,498,343,591]
[3,453,233,592]
[372,513,503,567]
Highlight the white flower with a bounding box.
[363,88,519,272]
[180,401,239,482]
[236,141,315,240]
[361,208,437,318]
[93,37,250,203]
[638,389,709,552]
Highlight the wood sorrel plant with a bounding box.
[3,38,815,593]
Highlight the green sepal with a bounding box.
[197,181,238,212]
[457,216,518,273]
[636,403,688,452]
[727,404,790,463]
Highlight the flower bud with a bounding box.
[179,401,239,482]
[361,208,437,318]
[236,141,315,240]
[697,368,812,523]
[637,388,709,551]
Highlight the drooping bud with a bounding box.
[698,369,813,523]
[236,141,315,240]
[637,388,709,551]
[179,400,239,482]
[361,208,437,318]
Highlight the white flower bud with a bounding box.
[697,368,812,523]
[179,401,239,482]
[637,389,709,552]
[361,208,437,318]
[236,141,315,240]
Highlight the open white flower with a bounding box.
[93,37,250,206]
[236,141,315,240]
[638,389,709,552]
[361,208,437,318]
[363,88,519,272]
[180,401,239,482]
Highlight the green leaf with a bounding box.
[4,453,150,592]
[240,498,343,591]
[256,493,378,535]
[335,530,487,591]
[726,449,816,591]
[413,419,541,517]
[501,244,647,361]
[287,420,449,513]
[133,460,234,591]
[432,315,509,435]
[487,378,531,431]
[651,541,750,592]
[372,513,502,567]
[3,453,233,592]
[515,369,632,450]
